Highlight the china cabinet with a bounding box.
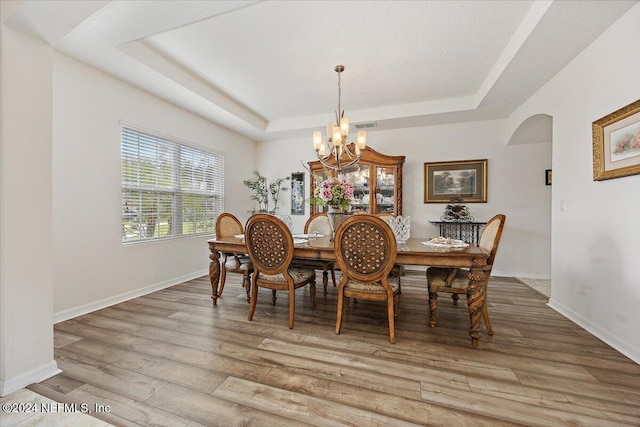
[309,145,405,216]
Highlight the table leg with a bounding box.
[208,243,221,306]
[428,290,438,328]
[467,257,487,348]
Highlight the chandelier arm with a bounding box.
[314,151,362,172]
[324,143,360,161]
[325,141,356,158]
[336,156,360,169]
[316,156,339,171]
[341,145,358,159]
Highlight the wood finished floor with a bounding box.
[30,271,640,426]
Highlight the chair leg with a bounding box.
[288,287,295,329]
[322,269,329,295]
[335,287,344,335]
[243,272,251,303]
[387,297,396,344]
[393,294,400,319]
[310,281,316,309]
[392,266,402,294]
[428,289,438,328]
[248,279,258,321]
[272,290,277,305]
[330,266,337,287]
[345,297,351,314]
[452,294,459,306]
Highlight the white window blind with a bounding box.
[121,126,224,243]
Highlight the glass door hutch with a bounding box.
[308,146,406,216]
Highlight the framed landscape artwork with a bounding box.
[290,172,305,215]
[592,99,640,181]
[424,159,487,203]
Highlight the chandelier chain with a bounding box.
[337,69,342,121]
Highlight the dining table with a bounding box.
[207,235,490,347]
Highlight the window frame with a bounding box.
[121,124,224,244]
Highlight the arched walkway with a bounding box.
[507,113,553,297]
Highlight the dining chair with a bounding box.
[334,214,400,343]
[375,212,403,293]
[291,212,336,295]
[426,214,506,334]
[245,214,316,329]
[215,213,253,302]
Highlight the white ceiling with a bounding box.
[6,0,637,142]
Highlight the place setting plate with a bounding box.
[422,236,470,248]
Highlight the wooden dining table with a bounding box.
[207,236,490,347]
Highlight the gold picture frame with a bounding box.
[592,99,640,181]
[424,159,487,203]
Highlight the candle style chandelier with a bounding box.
[312,65,366,172]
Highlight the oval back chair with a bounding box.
[245,214,316,329]
[290,212,337,295]
[333,214,400,343]
[305,212,333,236]
[215,213,253,302]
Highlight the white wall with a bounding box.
[257,119,552,279]
[0,23,59,395]
[52,53,256,319]
[508,3,640,363]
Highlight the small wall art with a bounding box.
[291,172,305,215]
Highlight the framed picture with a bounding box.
[290,172,305,215]
[592,99,640,181]
[424,159,487,203]
[545,169,552,185]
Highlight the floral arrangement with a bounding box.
[311,176,354,211]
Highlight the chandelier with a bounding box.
[312,65,366,172]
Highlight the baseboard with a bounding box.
[548,298,640,365]
[492,270,550,280]
[53,269,208,323]
[0,361,61,397]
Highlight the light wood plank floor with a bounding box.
[30,271,640,426]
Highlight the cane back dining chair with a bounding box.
[291,212,336,295]
[215,213,253,302]
[245,214,316,329]
[334,214,400,343]
[426,214,506,334]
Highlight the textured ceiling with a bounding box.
[5,0,638,142]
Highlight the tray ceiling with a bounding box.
[5,0,637,141]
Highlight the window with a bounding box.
[121,125,224,243]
